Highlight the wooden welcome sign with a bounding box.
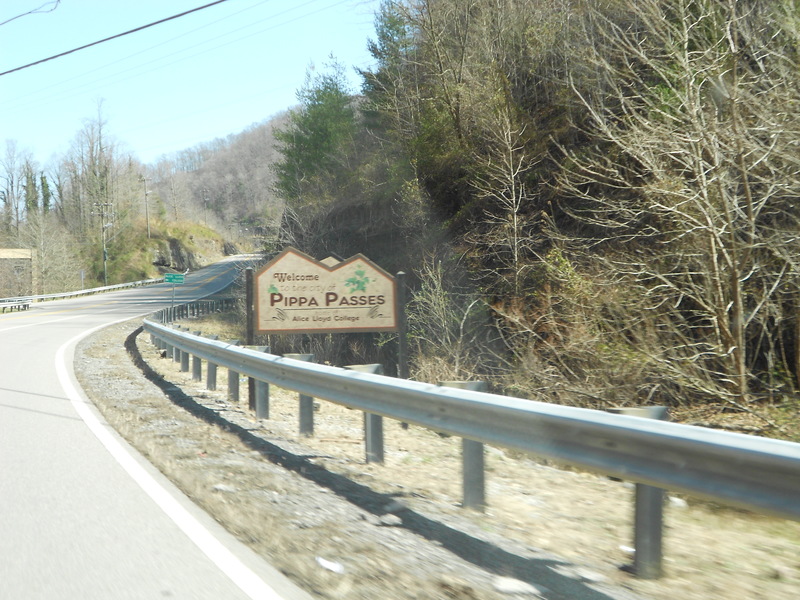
[254,247,398,334]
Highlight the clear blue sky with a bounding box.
[0,0,380,166]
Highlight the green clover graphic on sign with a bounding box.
[345,266,370,293]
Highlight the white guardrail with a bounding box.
[144,314,800,578]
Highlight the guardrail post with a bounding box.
[256,378,270,419]
[172,329,181,363]
[440,381,488,511]
[206,336,219,391]
[285,354,315,436]
[609,406,668,579]
[346,364,385,463]
[174,326,189,363]
[192,354,202,381]
[246,346,270,419]
[229,372,239,403]
[207,362,217,391]
[227,340,241,404]
[191,332,202,381]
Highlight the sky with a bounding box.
[0,0,381,166]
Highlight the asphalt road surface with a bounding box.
[0,257,312,600]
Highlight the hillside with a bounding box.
[261,0,800,431]
[4,0,799,428]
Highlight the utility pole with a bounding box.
[92,202,113,285]
[140,176,151,238]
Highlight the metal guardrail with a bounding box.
[153,298,238,324]
[0,297,31,312]
[143,318,800,524]
[0,277,165,306]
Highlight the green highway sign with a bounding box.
[164,273,185,284]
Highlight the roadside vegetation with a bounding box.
[4,0,800,440]
[266,0,800,441]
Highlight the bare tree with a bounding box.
[557,0,800,406]
[18,210,84,293]
[407,256,486,381]
[0,141,25,235]
[468,104,538,297]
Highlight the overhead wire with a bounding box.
[68,0,344,98]
[0,0,375,160]
[0,0,360,138]
[0,0,351,115]
[0,0,231,77]
[124,0,358,156]
[0,0,60,27]
[0,0,267,108]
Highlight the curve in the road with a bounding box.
[56,318,287,600]
[0,257,312,600]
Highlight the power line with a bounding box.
[0,0,230,78]
[0,0,353,115]
[0,1,60,27]
[0,0,271,112]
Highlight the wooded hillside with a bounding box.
[0,107,285,291]
[3,0,798,430]
[271,0,800,427]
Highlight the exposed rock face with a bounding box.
[152,238,202,272]
[167,238,200,272]
[151,236,232,272]
[152,248,170,268]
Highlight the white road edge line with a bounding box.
[55,317,286,600]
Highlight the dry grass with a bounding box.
[76,317,800,600]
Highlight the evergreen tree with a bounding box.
[23,160,38,217]
[273,58,358,207]
[40,172,51,213]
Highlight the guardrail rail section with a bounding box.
[0,297,31,312]
[144,304,800,580]
[0,276,165,308]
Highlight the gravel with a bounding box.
[74,318,800,600]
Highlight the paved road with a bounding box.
[0,257,312,600]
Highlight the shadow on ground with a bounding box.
[126,326,635,600]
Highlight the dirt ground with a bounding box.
[74,318,800,600]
